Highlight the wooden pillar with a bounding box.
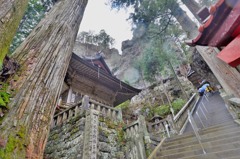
[66,86,73,104]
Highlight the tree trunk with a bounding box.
[168,60,188,100]
[170,1,198,39]
[181,0,201,22]
[0,0,28,69]
[0,0,88,158]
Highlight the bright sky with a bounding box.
[78,0,133,54]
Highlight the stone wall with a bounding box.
[44,113,86,159]
[98,120,122,159]
[124,115,149,159]
[44,104,124,159]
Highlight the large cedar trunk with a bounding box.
[0,0,88,158]
[170,1,198,39]
[0,0,28,69]
[181,0,201,22]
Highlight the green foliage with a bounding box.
[109,0,190,74]
[117,128,126,145]
[115,100,130,110]
[153,105,170,117]
[140,105,154,120]
[133,40,169,82]
[77,29,115,49]
[10,0,55,53]
[99,118,126,146]
[0,126,26,159]
[105,119,117,129]
[0,83,10,109]
[99,127,110,136]
[0,97,6,107]
[109,0,175,28]
[0,92,10,108]
[172,98,186,114]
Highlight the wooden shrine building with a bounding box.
[58,53,141,109]
[186,0,240,98]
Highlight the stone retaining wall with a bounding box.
[44,112,86,159]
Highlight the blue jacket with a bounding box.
[198,83,209,93]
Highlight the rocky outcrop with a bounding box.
[73,39,147,88]
[73,41,122,74]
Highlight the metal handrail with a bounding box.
[174,93,196,121]
[188,110,206,154]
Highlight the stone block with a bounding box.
[99,142,111,153]
[229,98,240,107]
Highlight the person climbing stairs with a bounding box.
[148,92,240,159]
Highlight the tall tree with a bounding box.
[0,0,88,158]
[181,0,201,22]
[0,0,29,70]
[77,29,115,49]
[169,0,198,39]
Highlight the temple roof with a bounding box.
[66,53,141,106]
[83,53,112,75]
[186,0,240,47]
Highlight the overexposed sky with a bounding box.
[78,0,133,54]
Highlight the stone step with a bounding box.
[183,119,235,133]
[162,129,240,150]
[164,122,238,144]
[157,141,240,159]
[180,147,240,159]
[194,111,232,121]
[226,156,240,159]
[167,121,236,142]
[158,136,240,157]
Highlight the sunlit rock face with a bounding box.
[73,41,122,73]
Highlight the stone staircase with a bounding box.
[149,92,240,159]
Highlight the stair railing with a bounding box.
[188,110,206,154]
[165,123,170,138]
[149,119,172,137]
[173,93,198,133]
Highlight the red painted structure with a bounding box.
[186,0,240,67]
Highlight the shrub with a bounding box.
[153,105,170,117]
[172,98,186,114]
[115,100,130,110]
[141,105,155,120]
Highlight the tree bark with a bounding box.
[170,1,198,39]
[0,0,88,158]
[0,0,28,69]
[181,0,201,22]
